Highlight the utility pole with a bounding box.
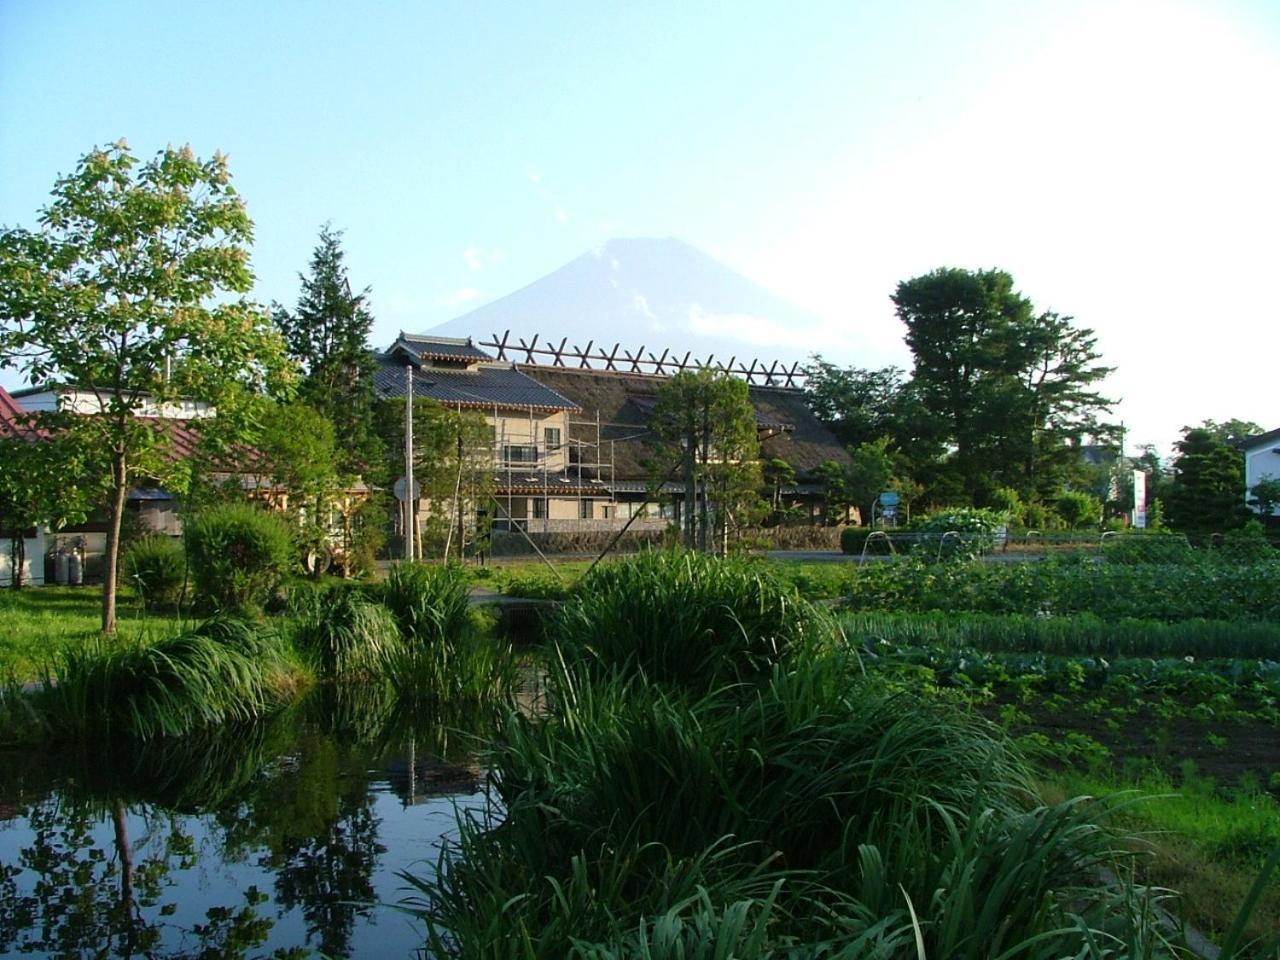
[404,363,415,561]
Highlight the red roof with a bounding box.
[0,386,44,440]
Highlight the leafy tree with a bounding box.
[845,437,901,526]
[1055,490,1103,529]
[274,225,380,480]
[761,457,796,520]
[813,460,854,525]
[1164,427,1246,534]
[0,142,290,631]
[892,268,1115,503]
[802,358,943,491]
[375,397,494,558]
[1249,477,1280,518]
[650,369,761,552]
[1197,418,1263,446]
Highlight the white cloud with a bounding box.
[686,304,804,349]
[527,171,542,184]
[435,287,484,307]
[462,245,504,271]
[554,208,569,223]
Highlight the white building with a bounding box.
[1242,427,1280,516]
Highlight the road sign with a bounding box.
[393,477,421,502]
[878,491,900,507]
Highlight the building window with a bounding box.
[544,427,561,452]
[502,444,538,464]
[532,498,547,519]
[579,499,592,519]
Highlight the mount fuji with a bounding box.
[426,237,825,370]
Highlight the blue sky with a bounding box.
[2,0,1278,451]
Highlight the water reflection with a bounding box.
[0,686,495,959]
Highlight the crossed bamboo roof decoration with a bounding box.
[479,331,807,389]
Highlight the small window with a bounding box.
[544,427,561,452]
[503,444,538,464]
[579,499,592,520]
[532,498,547,519]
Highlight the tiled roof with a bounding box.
[374,356,579,412]
[510,366,850,480]
[397,333,493,363]
[0,386,43,439]
[1241,427,1280,450]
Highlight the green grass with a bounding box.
[1042,769,1280,948]
[0,586,183,683]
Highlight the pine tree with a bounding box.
[1165,427,1246,534]
[274,224,379,479]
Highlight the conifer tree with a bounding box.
[274,225,380,479]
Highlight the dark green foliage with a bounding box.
[123,535,186,609]
[273,224,380,479]
[376,562,517,704]
[1056,489,1103,528]
[553,550,835,688]
[413,655,1166,957]
[290,586,403,678]
[379,562,472,646]
[839,526,875,554]
[24,618,297,741]
[843,556,1280,622]
[185,502,296,615]
[1165,428,1247,534]
[839,610,1280,660]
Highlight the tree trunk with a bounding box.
[683,444,696,549]
[10,529,24,590]
[102,449,128,634]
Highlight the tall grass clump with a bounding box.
[553,550,835,688]
[375,562,517,705]
[413,653,1172,957]
[290,585,404,678]
[379,562,472,646]
[122,534,187,609]
[25,617,301,742]
[184,502,295,616]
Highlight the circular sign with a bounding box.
[393,477,422,502]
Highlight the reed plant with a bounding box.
[379,562,472,647]
[26,617,301,742]
[552,550,835,689]
[412,652,1174,957]
[290,586,404,678]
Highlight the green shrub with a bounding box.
[123,535,186,609]
[184,503,295,615]
[911,506,1007,559]
[1056,490,1103,529]
[838,526,874,555]
[553,550,835,689]
[1019,500,1066,530]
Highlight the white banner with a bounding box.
[1132,469,1147,528]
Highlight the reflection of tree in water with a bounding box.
[0,796,302,959]
[270,785,384,958]
[0,681,494,958]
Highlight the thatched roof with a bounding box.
[515,366,850,481]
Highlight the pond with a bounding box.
[0,686,494,959]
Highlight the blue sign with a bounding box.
[878,491,900,507]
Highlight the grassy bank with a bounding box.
[412,551,1224,957]
[0,586,183,682]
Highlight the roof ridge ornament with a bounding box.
[479,331,807,389]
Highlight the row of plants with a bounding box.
[841,556,1280,622]
[410,550,1273,957]
[838,610,1280,660]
